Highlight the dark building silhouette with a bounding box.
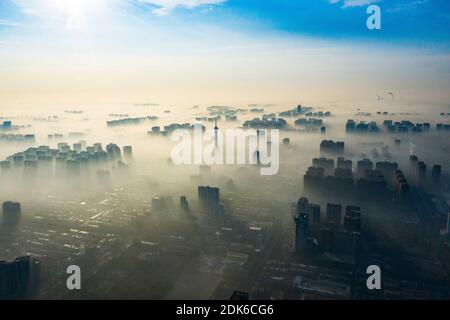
[106,143,122,161]
[431,164,442,186]
[356,158,373,177]
[344,206,361,232]
[230,291,249,300]
[308,204,321,225]
[356,169,387,200]
[313,157,334,175]
[326,203,342,228]
[320,140,344,154]
[303,166,325,193]
[304,158,355,197]
[180,196,189,212]
[0,256,40,299]
[346,119,379,133]
[294,212,309,253]
[337,157,352,170]
[297,196,307,209]
[375,161,398,184]
[409,155,418,176]
[393,170,410,199]
[2,201,21,226]
[416,161,427,187]
[198,186,224,216]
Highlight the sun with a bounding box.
[45,0,108,30]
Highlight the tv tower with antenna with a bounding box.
[214,118,219,148]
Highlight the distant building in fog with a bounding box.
[2,201,21,226]
[356,158,373,177]
[431,164,441,186]
[416,161,427,187]
[180,196,189,212]
[123,146,133,160]
[106,143,122,161]
[198,186,224,217]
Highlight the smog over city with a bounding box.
[0,0,449,309]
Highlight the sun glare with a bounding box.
[45,0,108,30]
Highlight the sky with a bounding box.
[0,0,449,107]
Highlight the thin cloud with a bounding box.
[387,0,430,13]
[138,0,226,15]
[0,19,23,27]
[329,0,382,8]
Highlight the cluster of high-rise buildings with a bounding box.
[436,123,450,130]
[198,186,225,217]
[278,104,305,117]
[295,118,323,127]
[293,197,362,264]
[0,133,35,142]
[148,123,205,136]
[243,117,288,129]
[304,156,410,200]
[320,140,345,154]
[383,120,431,133]
[409,155,442,190]
[0,142,132,182]
[107,115,158,127]
[346,120,380,133]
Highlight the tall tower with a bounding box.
[214,119,219,148]
[255,129,261,165]
[294,213,308,253]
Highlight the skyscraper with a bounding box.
[294,212,308,253]
[123,146,133,160]
[297,197,308,214]
[2,201,21,226]
[326,203,342,228]
[0,256,40,299]
[416,161,427,187]
[344,206,361,232]
[308,204,321,225]
[198,186,223,216]
[106,143,122,161]
[431,164,441,186]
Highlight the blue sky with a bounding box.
[1,0,449,48]
[0,0,449,107]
